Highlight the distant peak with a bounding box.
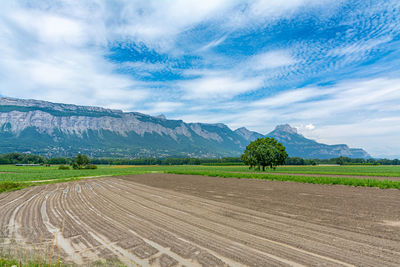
[235,127,250,133]
[210,123,229,129]
[155,114,166,120]
[274,124,298,134]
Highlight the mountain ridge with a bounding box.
[267,124,370,159]
[0,97,370,159]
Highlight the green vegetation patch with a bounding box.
[1,164,400,184]
[256,165,400,177]
[0,257,54,267]
[0,165,159,182]
[162,165,400,177]
[165,170,400,190]
[1,164,400,193]
[0,181,29,193]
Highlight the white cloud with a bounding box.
[252,87,330,108]
[291,78,400,119]
[107,0,234,53]
[11,10,88,46]
[139,101,184,115]
[197,35,228,52]
[305,123,315,130]
[326,36,395,68]
[0,2,152,110]
[330,36,393,57]
[180,75,263,100]
[250,50,297,70]
[223,0,343,29]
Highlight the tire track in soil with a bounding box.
[2,174,400,267]
[57,182,130,264]
[63,179,152,266]
[1,187,44,241]
[41,187,84,265]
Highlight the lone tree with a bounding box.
[241,137,288,171]
[72,153,90,169]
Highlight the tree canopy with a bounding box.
[72,153,90,169]
[241,137,288,171]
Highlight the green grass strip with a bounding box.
[164,170,400,190]
[0,181,30,193]
[0,256,62,267]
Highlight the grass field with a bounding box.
[165,169,400,189]
[0,164,399,192]
[0,165,156,182]
[179,165,400,176]
[0,165,158,193]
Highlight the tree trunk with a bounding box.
[262,165,265,171]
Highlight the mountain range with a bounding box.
[0,97,370,159]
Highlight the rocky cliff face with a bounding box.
[234,127,264,142]
[0,98,191,138]
[0,97,248,157]
[0,110,195,139]
[0,97,371,158]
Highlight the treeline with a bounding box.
[90,157,243,166]
[0,153,399,166]
[286,156,400,165]
[0,153,46,164]
[0,153,73,165]
[0,153,243,165]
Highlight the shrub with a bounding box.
[72,162,79,169]
[85,164,98,169]
[58,165,70,170]
[0,182,25,193]
[74,153,90,169]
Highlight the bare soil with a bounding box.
[1,173,399,266]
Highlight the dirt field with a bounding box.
[1,173,400,266]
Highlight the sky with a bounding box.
[0,0,400,158]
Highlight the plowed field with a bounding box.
[1,173,400,266]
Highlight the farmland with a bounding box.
[1,164,400,266]
[1,164,400,192]
[1,172,400,266]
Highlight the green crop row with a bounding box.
[0,182,28,193]
[164,170,400,190]
[184,165,400,177]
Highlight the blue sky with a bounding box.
[0,0,400,158]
